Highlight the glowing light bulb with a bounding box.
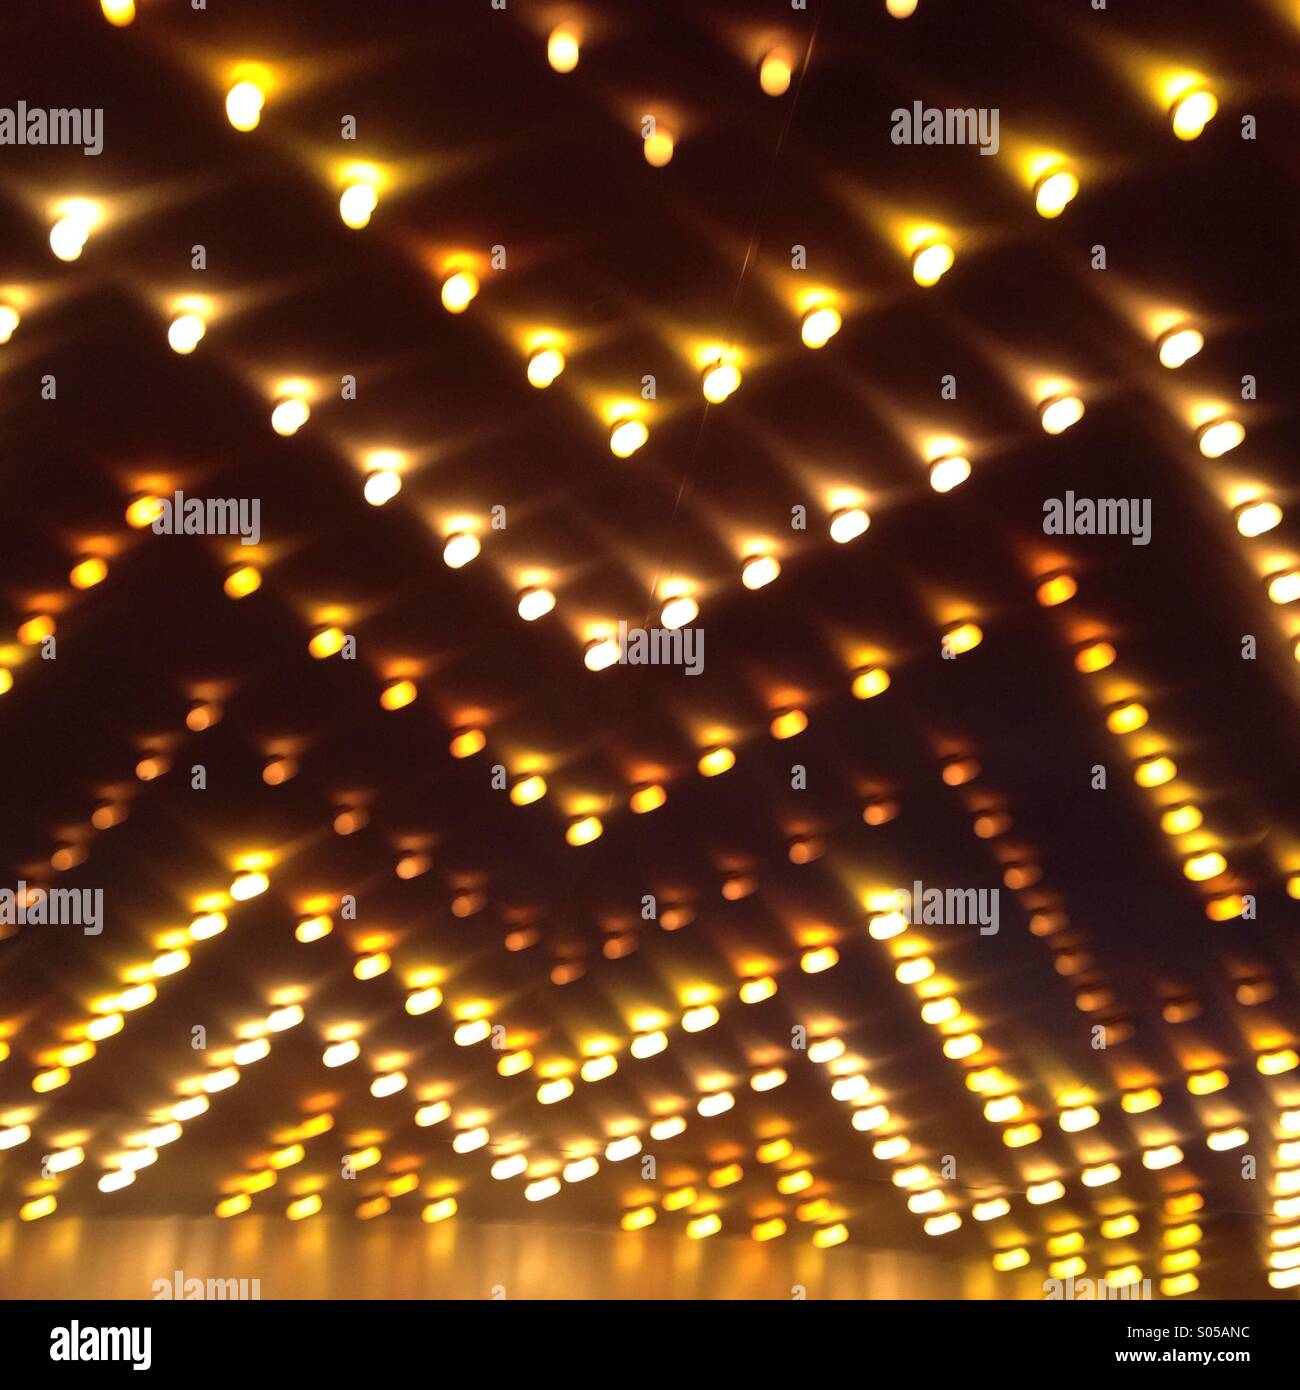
[1267,569,1300,604]
[643,127,675,167]
[829,507,869,543]
[101,0,135,23]
[1106,701,1148,734]
[911,240,953,287]
[380,678,417,711]
[49,200,99,261]
[660,594,698,629]
[1074,639,1115,673]
[1235,500,1281,537]
[887,0,919,16]
[517,586,556,620]
[1197,417,1244,458]
[441,270,479,313]
[527,346,565,388]
[1184,850,1226,881]
[547,24,580,73]
[225,80,266,132]
[364,468,401,506]
[339,181,378,230]
[510,774,547,806]
[0,304,21,343]
[1039,393,1085,434]
[1135,754,1176,787]
[224,563,261,599]
[230,871,269,900]
[443,532,480,568]
[740,553,779,589]
[609,417,648,457]
[943,621,983,655]
[566,815,603,846]
[759,48,794,96]
[271,397,309,436]
[701,359,741,403]
[584,634,620,670]
[929,454,970,493]
[697,746,735,777]
[126,493,163,528]
[851,666,890,699]
[800,303,842,348]
[70,556,108,589]
[309,625,345,658]
[1170,87,1217,140]
[167,313,205,354]
[1036,572,1077,606]
[1034,168,1079,218]
[1161,803,1202,835]
[1157,325,1203,368]
[630,783,666,814]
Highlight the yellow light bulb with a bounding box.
[225,80,266,133]
[70,556,108,589]
[760,49,794,97]
[800,303,842,348]
[644,128,675,168]
[517,586,556,620]
[911,240,954,287]
[224,563,261,599]
[441,270,479,313]
[1235,500,1281,537]
[701,360,742,403]
[1039,393,1085,434]
[363,468,401,505]
[1197,418,1244,458]
[380,678,417,711]
[1157,325,1203,368]
[167,313,206,354]
[609,417,648,457]
[527,346,565,388]
[1170,88,1217,140]
[1034,168,1079,218]
[339,182,378,229]
[742,553,780,589]
[547,24,580,73]
[271,397,309,436]
[829,506,869,543]
[928,454,970,493]
[443,532,481,568]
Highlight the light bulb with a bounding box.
[527,346,565,388]
[701,359,741,403]
[271,397,309,436]
[929,454,970,492]
[911,240,954,287]
[609,417,648,457]
[1170,87,1217,141]
[547,24,580,73]
[1034,168,1078,218]
[800,304,841,348]
[167,313,206,354]
[1039,393,1085,434]
[440,270,479,313]
[829,506,869,543]
[339,182,378,229]
[225,80,266,132]
[1156,325,1203,368]
[443,532,480,569]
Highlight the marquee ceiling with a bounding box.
[1,0,1297,1298]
